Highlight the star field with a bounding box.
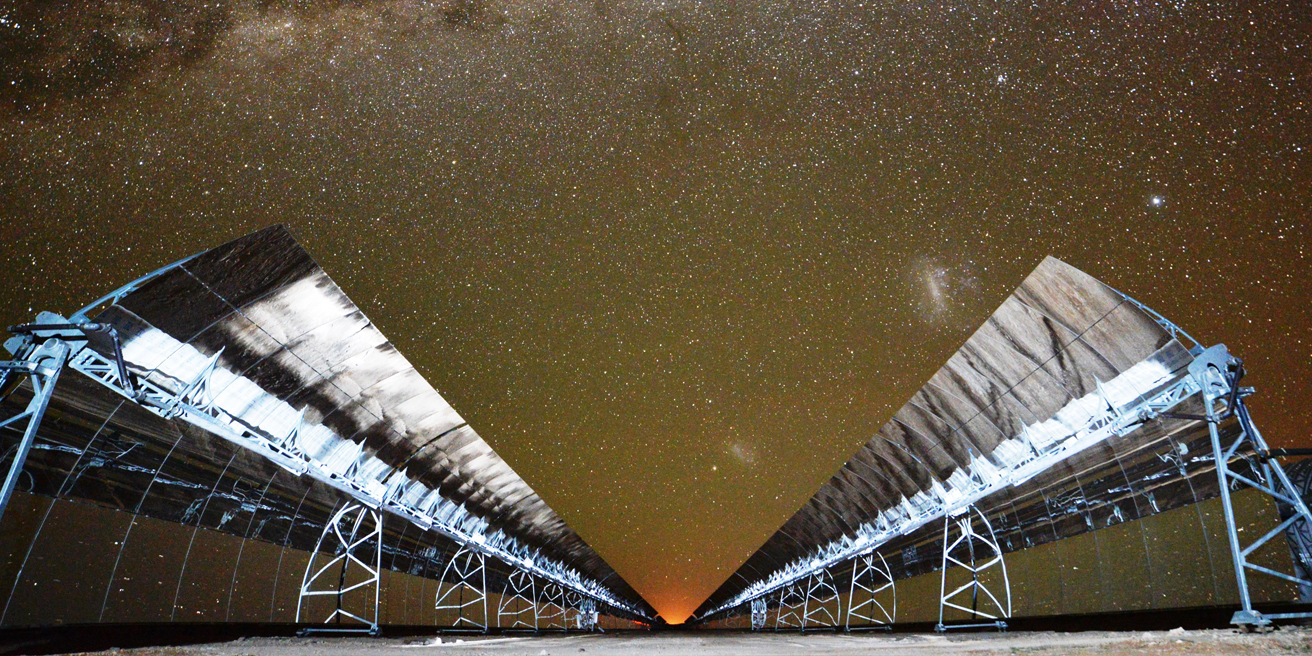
[1,0,1309,623]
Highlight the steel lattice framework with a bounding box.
[935,507,1010,631]
[296,502,383,634]
[845,552,895,629]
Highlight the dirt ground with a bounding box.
[74,627,1312,656]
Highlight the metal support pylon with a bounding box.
[538,581,568,629]
[0,337,70,525]
[801,567,840,630]
[774,582,804,629]
[845,551,896,630]
[296,502,383,635]
[436,545,488,630]
[1190,345,1312,627]
[936,505,1010,632]
[750,597,767,631]
[497,568,538,629]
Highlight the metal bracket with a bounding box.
[936,506,1010,632]
[436,545,489,630]
[845,551,895,630]
[296,502,383,635]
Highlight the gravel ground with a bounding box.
[69,627,1312,656]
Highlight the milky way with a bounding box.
[1,0,1308,622]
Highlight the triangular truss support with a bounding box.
[845,551,896,630]
[538,581,568,630]
[774,582,804,629]
[936,505,1010,632]
[0,337,71,525]
[436,544,489,631]
[801,567,840,630]
[296,502,383,635]
[750,597,768,631]
[497,568,538,630]
[576,597,598,631]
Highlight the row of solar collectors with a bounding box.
[0,371,646,629]
[697,404,1300,627]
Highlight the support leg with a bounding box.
[296,502,383,635]
[497,568,538,629]
[0,341,69,525]
[845,551,895,630]
[936,506,1009,632]
[1190,347,1312,627]
[435,545,488,631]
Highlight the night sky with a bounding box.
[1,0,1308,623]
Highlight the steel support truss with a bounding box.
[538,581,569,629]
[497,568,538,629]
[936,506,1010,632]
[436,545,489,630]
[773,583,804,629]
[296,502,383,635]
[1190,345,1312,627]
[0,293,652,628]
[0,338,70,525]
[800,567,840,630]
[750,597,768,630]
[701,352,1207,622]
[845,551,895,630]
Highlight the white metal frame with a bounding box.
[577,597,598,631]
[564,590,584,629]
[750,597,768,630]
[497,568,538,629]
[801,567,840,629]
[936,506,1010,632]
[845,551,895,629]
[435,545,489,630]
[296,502,383,635]
[538,581,568,629]
[0,336,70,526]
[774,583,804,629]
[0,340,70,528]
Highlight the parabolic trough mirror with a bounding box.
[691,255,1312,631]
[0,226,655,634]
[1,226,1310,635]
